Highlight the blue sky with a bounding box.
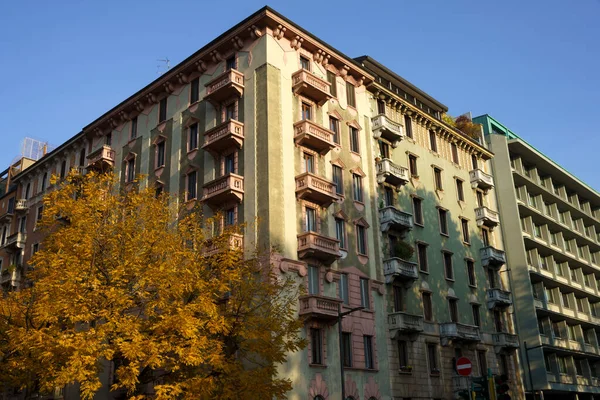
[0,0,598,190]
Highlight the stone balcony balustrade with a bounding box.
[295,172,338,207]
[297,232,340,264]
[379,206,413,233]
[388,311,424,337]
[298,294,342,322]
[492,332,519,349]
[204,69,244,104]
[487,288,512,309]
[87,145,116,171]
[372,114,404,147]
[201,174,244,205]
[291,69,332,106]
[475,206,499,229]
[376,158,409,189]
[202,120,244,153]
[293,120,335,155]
[440,322,481,343]
[383,258,418,283]
[480,246,506,268]
[469,168,494,191]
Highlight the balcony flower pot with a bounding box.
[400,366,413,373]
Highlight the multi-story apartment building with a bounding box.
[0,7,524,400]
[476,114,600,400]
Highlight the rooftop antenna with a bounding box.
[156,57,171,75]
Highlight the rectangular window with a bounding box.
[413,197,423,225]
[456,179,464,201]
[326,71,337,97]
[18,216,26,233]
[335,218,346,249]
[186,171,197,200]
[427,344,438,373]
[567,324,576,340]
[226,55,236,70]
[300,56,310,71]
[404,115,413,139]
[408,154,418,177]
[451,143,459,164]
[423,292,433,321]
[377,99,386,115]
[552,321,561,338]
[360,278,370,308]
[364,336,374,369]
[224,208,235,226]
[156,141,166,168]
[126,158,135,182]
[339,274,349,305]
[482,228,490,246]
[301,102,312,120]
[329,117,340,144]
[494,310,504,332]
[461,218,470,243]
[562,292,570,309]
[444,252,454,280]
[357,225,367,255]
[477,350,487,376]
[346,82,356,108]
[393,285,404,312]
[477,191,484,207]
[36,205,44,222]
[159,97,167,123]
[350,126,360,153]
[223,153,235,175]
[310,328,322,365]
[472,304,481,327]
[332,165,343,196]
[544,353,552,372]
[379,141,390,159]
[106,133,112,147]
[60,161,66,179]
[417,243,428,272]
[384,187,394,207]
[342,332,352,367]
[434,167,443,190]
[398,340,408,368]
[353,174,363,202]
[575,359,584,376]
[188,123,199,151]
[472,154,479,170]
[308,265,319,295]
[303,152,314,174]
[225,103,236,121]
[305,207,317,232]
[467,260,476,287]
[449,298,458,322]
[131,116,138,139]
[429,130,437,152]
[190,77,199,104]
[558,356,568,374]
[438,209,448,235]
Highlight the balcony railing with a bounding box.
[204,69,244,104]
[293,120,335,155]
[487,288,512,310]
[475,206,499,229]
[291,70,332,106]
[480,246,506,268]
[201,174,244,205]
[86,145,116,171]
[492,332,519,349]
[203,233,243,257]
[469,168,494,191]
[440,322,481,342]
[295,172,338,207]
[383,258,418,283]
[379,206,413,233]
[202,120,244,153]
[14,199,28,212]
[388,312,424,336]
[3,232,26,251]
[297,232,340,264]
[298,294,342,322]
[372,114,404,146]
[376,158,409,188]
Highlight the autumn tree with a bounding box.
[0,172,305,400]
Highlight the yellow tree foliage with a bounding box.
[0,172,305,400]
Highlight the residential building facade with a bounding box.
[477,114,600,400]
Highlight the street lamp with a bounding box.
[337,304,364,400]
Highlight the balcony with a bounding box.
[379,206,413,233]
[298,294,342,322]
[293,120,335,155]
[202,120,244,153]
[3,232,26,251]
[480,246,506,268]
[297,232,340,264]
[469,168,494,191]
[295,172,338,207]
[86,145,116,171]
[14,199,28,212]
[371,114,404,146]
[203,233,243,257]
[204,69,244,104]
[388,312,424,337]
[291,70,332,106]
[492,332,519,349]
[487,288,512,310]
[383,258,418,283]
[201,174,244,206]
[475,206,499,229]
[440,322,481,343]
[376,159,409,189]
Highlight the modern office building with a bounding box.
[0,7,525,400]
[476,114,600,400]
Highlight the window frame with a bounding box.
[408,154,418,177]
[190,77,200,104]
[158,97,168,123]
[310,328,323,365]
[456,178,465,201]
[349,126,360,154]
[356,224,367,256]
[438,208,449,236]
[443,251,454,281]
[186,170,197,201]
[360,278,370,309]
[188,123,199,152]
[346,81,356,108]
[352,173,364,203]
[423,292,433,321]
[412,197,424,226]
[363,335,374,370]
[461,218,470,244]
[335,217,346,250]
[429,130,438,153]
[329,116,340,145]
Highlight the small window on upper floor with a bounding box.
[155,139,166,169]
[451,143,459,164]
[301,102,312,121]
[349,126,360,153]
[41,173,47,192]
[131,116,138,139]
[329,116,340,144]
[429,130,438,152]
[188,123,199,152]
[433,167,443,191]
[60,160,67,179]
[300,56,310,71]
[472,154,479,170]
[226,55,236,71]
[404,115,413,139]
[408,154,418,177]
[377,99,386,115]
[326,71,337,97]
[126,158,135,183]
[190,77,200,104]
[159,98,167,123]
[360,277,370,308]
[346,82,356,108]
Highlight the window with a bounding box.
[404,115,413,139]
[575,359,584,376]
[19,216,26,233]
[570,268,578,282]
[329,117,340,144]
[488,269,498,289]
[552,321,561,338]
[393,285,404,312]
[356,225,367,255]
[186,171,197,200]
[126,158,135,182]
[477,350,487,377]
[36,205,44,222]
[423,292,433,321]
[301,102,312,120]
[546,287,556,304]
[105,133,112,146]
[335,218,346,249]
[156,140,166,168]
[326,71,337,97]
[482,229,490,247]
[305,207,317,232]
[413,197,423,225]
[534,224,542,238]
[467,260,476,287]
[300,56,310,71]
[427,343,438,373]
[224,208,235,227]
[346,82,356,108]
[310,328,322,365]
[188,123,199,151]
[303,152,314,173]
[384,187,394,207]
[225,102,236,121]
[159,98,167,123]
[360,278,369,308]
[24,183,31,200]
[308,265,319,295]
[417,243,428,272]
[339,274,349,305]
[472,304,481,327]
[32,243,39,256]
[350,126,360,153]
[224,153,235,174]
[429,130,437,152]
[472,154,479,170]
[550,231,557,246]
[557,356,568,374]
[567,324,576,340]
[561,292,570,309]
[226,55,236,70]
[352,174,363,202]
[584,274,592,287]
[408,154,418,177]
[494,310,504,332]
[364,336,374,369]
[329,165,343,197]
[538,319,546,335]
[451,143,459,164]
[60,160,66,179]
[130,116,138,139]
[342,332,352,367]
[456,179,464,201]
[398,340,408,368]
[377,99,386,115]
[444,252,454,280]
[190,77,199,104]
[438,209,448,235]
[79,148,86,167]
[476,191,484,207]
[544,353,552,372]
[500,354,509,377]
[433,167,443,190]
[41,172,47,192]
[449,298,458,322]
[378,141,390,159]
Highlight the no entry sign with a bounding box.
[456,357,472,376]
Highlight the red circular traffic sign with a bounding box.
[456,357,472,376]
